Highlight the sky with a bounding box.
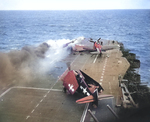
[0,0,150,10]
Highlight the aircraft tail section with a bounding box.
[76,91,114,106]
[76,95,94,104]
[76,89,99,106]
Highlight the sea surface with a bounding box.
[0,10,150,85]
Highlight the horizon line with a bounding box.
[0,8,150,11]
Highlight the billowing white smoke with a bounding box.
[38,39,71,73]
[37,37,85,73]
[0,37,85,85]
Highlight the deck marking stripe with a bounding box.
[40,99,43,102]
[31,109,34,113]
[36,104,39,108]
[11,86,51,91]
[7,86,62,92]
[26,115,30,119]
[50,89,62,91]
[1,86,62,92]
[0,87,13,98]
[93,54,98,63]
[99,56,109,83]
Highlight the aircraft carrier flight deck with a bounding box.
[0,40,130,122]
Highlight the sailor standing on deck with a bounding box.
[90,38,102,56]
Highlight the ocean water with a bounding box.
[0,10,150,85]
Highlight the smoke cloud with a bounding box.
[0,42,50,86]
[39,39,73,73]
[0,37,84,89]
